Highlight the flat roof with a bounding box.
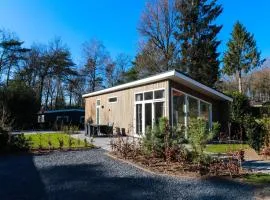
[82,70,233,102]
[43,109,85,114]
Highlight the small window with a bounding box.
[135,93,143,101]
[144,91,153,100]
[97,100,101,106]
[38,115,45,123]
[154,90,165,99]
[108,97,117,103]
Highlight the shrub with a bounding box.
[187,118,217,155]
[61,125,80,135]
[142,117,186,162]
[260,118,270,147]
[244,116,266,151]
[68,136,73,149]
[58,137,64,149]
[84,138,88,147]
[48,135,52,151]
[0,80,39,130]
[227,91,251,140]
[38,133,42,150]
[209,156,240,177]
[0,127,30,152]
[9,133,31,152]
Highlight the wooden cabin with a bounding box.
[83,70,232,136]
[37,109,85,130]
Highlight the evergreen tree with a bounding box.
[175,0,222,86]
[223,21,260,93]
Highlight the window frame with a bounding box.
[134,88,166,136]
[108,96,118,103]
[96,99,101,125]
[171,88,212,132]
[154,89,165,99]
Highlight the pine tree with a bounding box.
[223,21,260,93]
[175,0,222,87]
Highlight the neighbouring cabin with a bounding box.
[83,70,232,136]
[37,109,85,130]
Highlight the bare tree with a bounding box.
[82,39,109,92]
[136,0,177,74]
[114,53,131,84]
[105,58,116,87]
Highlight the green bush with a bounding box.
[226,92,266,150]
[260,118,270,147]
[9,133,31,152]
[0,131,30,153]
[187,118,218,155]
[142,117,185,161]
[0,80,39,130]
[244,116,266,151]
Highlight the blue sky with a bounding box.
[0,0,269,65]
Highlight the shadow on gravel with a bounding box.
[0,152,254,200]
[0,154,47,200]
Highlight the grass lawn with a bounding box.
[25,133,93,149]
[205,144,250,153]
[243,173,270,185]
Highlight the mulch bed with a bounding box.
[109,152,200,178]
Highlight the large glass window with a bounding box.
[171,88,212,131]
[135,93,143,101]
[96,107,100,124]
[145,103,152,130]
[188,96,199,120]
[144,91,153,100]
[135,89,165,134]
[172,90,185,127]
[96,99,101,125]
[200,101,211,125]
[136,104,142,134]
[154,90,165,99]
[154,102,164,124]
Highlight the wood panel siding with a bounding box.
[85,81,169,136]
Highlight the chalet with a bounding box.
[83,70,233,136]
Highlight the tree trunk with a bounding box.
[238,71,242,93]
[45,85,50,109]
[39,77,45,108]
[69,92,72,107]
[6,65,11,87]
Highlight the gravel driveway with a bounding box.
[0,149,254,200]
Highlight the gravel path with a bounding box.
[0,149,255,200]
